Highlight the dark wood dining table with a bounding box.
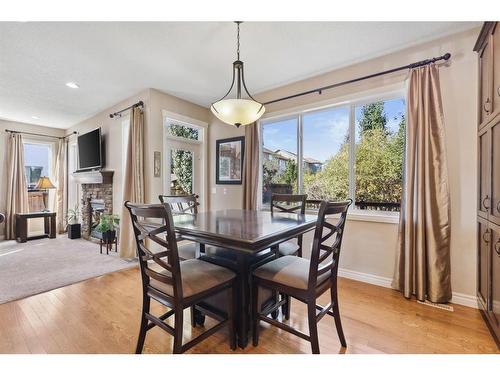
[173,208,317,348]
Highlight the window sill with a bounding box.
[347,211,399,224]
[261,207,400,224]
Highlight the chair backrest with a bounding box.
[125,201,184,300]
[308,199,352,290]
[270,193,307,214]
[158,194,199,215]
[305,199,323,211]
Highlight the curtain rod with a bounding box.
[4,129,77,140]
[109,100,144,119]
[263,53,451,106]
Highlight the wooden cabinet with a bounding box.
[477,217,490,309]
[478,125,490,219]
[491,120,500,225]
[492,24,500,117]
[490,223,500,339]
[474,22,500,348]
[479,39,493,126]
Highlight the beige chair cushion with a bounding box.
[278,240,300,256]
[149,259,235,298]
[253,255,330,290]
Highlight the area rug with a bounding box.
[0,236,136,304]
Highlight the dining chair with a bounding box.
[270,193,307,257]
[252,199,352,354]
[125,201,237,354]
[159,194,200,261]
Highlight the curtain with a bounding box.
[53,138,68,234]
[119,107,145,258]
[392,64,451,303]
[5,133,29,240]
[242,122,260,210]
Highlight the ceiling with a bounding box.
[0,22,480,129]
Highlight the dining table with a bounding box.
[173,208,317,348]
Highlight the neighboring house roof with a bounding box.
[304,156,322,164]
[263,147,323,165]
[274,149,297,161]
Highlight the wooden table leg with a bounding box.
[49,215,56,239]
[44,216,49,235]
[236,253,251,348]
[17,216,28,243]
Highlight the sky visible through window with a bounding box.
[24,143,50,185]
[263,98,405,163]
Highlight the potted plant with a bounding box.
[66,204,81,239]
[94,214,120,242]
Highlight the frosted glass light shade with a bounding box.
[211,99,265,127]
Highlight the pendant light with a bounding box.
[211,21,265,128]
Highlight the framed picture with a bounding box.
[216,136,245,184]
[153,151,161,177]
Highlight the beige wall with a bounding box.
[65,88,209,215]
[65,89,151,213]
[147,88,209,207]
[0,120,65,237]
[208,116,245,211]
[208,28,480,299]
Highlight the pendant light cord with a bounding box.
[236,21,241,60]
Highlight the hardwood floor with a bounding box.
[0,267,498,354]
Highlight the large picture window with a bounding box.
[261,93,406,213]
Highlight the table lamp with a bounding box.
[35,176,56,212]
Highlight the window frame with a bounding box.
[22,138,56,212]
[162,110,208,211]
[258,87,406,223]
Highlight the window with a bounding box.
[166,122,200,141]
[302,106,350,201]
[163,113,206,209]
[261,94,406,213]
[262,117,298,204]
[23,142,53,212]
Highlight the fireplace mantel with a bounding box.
[72,170,114,184]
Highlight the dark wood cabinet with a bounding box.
[490,223,500,339]
[479,39,493,126]
[492,24,500,117]
[478,125,490,219]
[491,120,500,225]
[474,22,500,348]
[477,217,490,309]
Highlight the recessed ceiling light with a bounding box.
[66,82,80,89]
[31,116,39,119]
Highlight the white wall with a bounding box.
[207,28,480,302]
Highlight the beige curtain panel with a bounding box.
[242,122,260,210]
[5,133,29,240]
[392,64,451,303]
[53,138,68,234]
[119,107,145,259]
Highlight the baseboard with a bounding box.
[451,292,478,309]
[338,268,393,289]
[338,267,478,309]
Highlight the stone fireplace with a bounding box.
[72,170,114,239]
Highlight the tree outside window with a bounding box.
[167,123,198,195]
[261,97,405,212]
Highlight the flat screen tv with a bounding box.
[77,128,103,171]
